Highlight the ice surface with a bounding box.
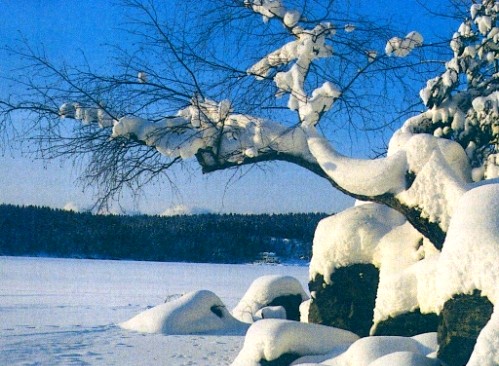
[0,256,308,365]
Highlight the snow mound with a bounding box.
[309,203,405,283]
[232,275,309,323]
[365,351,441,366]
[372,222,438,327]
[433,182,499,365]
[469,308,499,366]
[119,290,248,335]
[231,319,359,366]
[436,182,499,306]
[255,306,287,320]
[324,335,438,366]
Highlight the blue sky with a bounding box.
[0,0,459,215]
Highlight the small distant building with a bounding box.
[255,251,280,264]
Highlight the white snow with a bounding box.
[300,299,311,323]
[306,128,408,196]
[248,0,286,23]
[309,203,405,283]
[309,181,499,363]
[396,149,469,232]
[364,352,441,366]
[469,308,499,366]
[385,31,423,57]
[120,290,248,335]
[137,71,147,83]
[106,98,315,165]
[371,223,429,327]
[0,257,308,366]
[322,335,437,366]
[232,275,308,323]
[435,183,499,307]
[231,319,359,366]
[255,305,287,320]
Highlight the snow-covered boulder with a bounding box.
[322,334,439,366]
[308,203,436,337]
[231,319,359,366]
[433,182,499,365]
[232,275,309,323]
[365,351,441,366]
[120,290,248,335]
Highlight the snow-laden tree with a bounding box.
[0,0,497,246]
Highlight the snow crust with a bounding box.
[232,275,308,323]
[120,290,248,335]
[231,319,359,366]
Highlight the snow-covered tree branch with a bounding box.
[2,0,497,248]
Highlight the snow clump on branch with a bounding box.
[247,11,340,127]
[245,0,301,27]
[385,31,424,57]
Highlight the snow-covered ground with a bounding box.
[0,256,308,365]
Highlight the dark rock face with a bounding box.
[268,294,303,321]
[373,309,440,337]
[437,290,493,366]
[308,264,379,337]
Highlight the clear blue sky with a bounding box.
[0,0,459,215]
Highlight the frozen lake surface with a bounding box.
[0,256,308,365]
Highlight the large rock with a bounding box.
[373,309,440,337]
[437,290,493,366]
[267,294,303,321]
[308,264,379,337]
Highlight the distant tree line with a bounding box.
[0,204,328,263]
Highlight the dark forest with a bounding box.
[0,204,328,263]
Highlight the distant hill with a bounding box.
[0,204,329,264]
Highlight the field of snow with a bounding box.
[0,256,309,365]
